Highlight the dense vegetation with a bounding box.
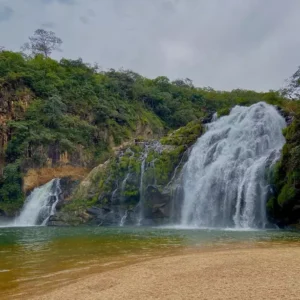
[0,35,300,225]
[268,109,300,226]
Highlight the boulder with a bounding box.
[144,185,172,219]
[152,203,168,219]
[47,215,69,227]
[87,206,103,216]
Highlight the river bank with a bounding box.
[30,243,300,300]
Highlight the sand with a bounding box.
[30,245,300,300]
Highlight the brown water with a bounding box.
[0,226,300,299]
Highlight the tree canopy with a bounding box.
[22,29,63,58]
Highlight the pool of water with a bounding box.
[1,226,300,299]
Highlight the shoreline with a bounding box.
[25,242,300,300]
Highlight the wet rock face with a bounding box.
[53,121,203,227]
[144,185,171,219]
[86,206,136,226]
[45,177,80,226]
[47,215,69,227]
[83,141,186,226]
[83,184,176,226]
[0,86,33,176]
[0,209,6,217]
[53,177,79,211]
[60,177,79,200]
[201,112,216,124]
[275,105,294,125]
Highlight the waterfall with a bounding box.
[14,179,61,226]
[117,174,130,226]
[121,173,130,202]
[111,185,119,203]
[137,150,148,225]
[181,102,286,229]
[136,141,163,225]
[167,149,189,223]
[120,210,128,227]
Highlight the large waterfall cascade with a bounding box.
[13,178,61,226]
[181,102,286,229]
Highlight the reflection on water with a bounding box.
[0,226,300,299]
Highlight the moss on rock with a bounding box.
[269,112,300,225]
[57,120,204,225]
[160,120,202,146]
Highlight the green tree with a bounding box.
[22,29,63,58]
[42,95,67,128]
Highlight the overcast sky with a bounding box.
[0,0,300,91]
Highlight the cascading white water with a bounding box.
[111,185,118,202]
[13,179,61,226]
[137,150,148,225]
[120,210,128,227]
[136,141,163,225]
[118,174,130,226]
[181,102,286,229]
[121,173,130,201]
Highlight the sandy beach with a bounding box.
[28,244,300,300]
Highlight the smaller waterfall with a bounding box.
[120,210,128,227]
[150,159,158,186]
[111,185,119,203]
[211,112,218,122]
[118,174,130,227]
[167,149,190,189]
[168,150,190,223]
[136,141,163,225]
[14,179,61,226]
[120,173,130,201]
[137,150,148,225]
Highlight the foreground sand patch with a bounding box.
[29,245,300,300]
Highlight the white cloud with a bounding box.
[1,0,300,91]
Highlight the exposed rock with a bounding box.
[86,206,127,226]
[144,185,172,220]
[0,85,33,176]
[23,166,89,193]
[54,177,80,210]
[145,186,169,205]
[201,112,216,124]
[152,203,168,219]
[275,105,294,125]
[87,206,103,216]
[60,177,79,199]
[72,161,109,201]
[47,215,70,227]
[97,193,111,204]
[47,210,91,226]
[0,209,7,217]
